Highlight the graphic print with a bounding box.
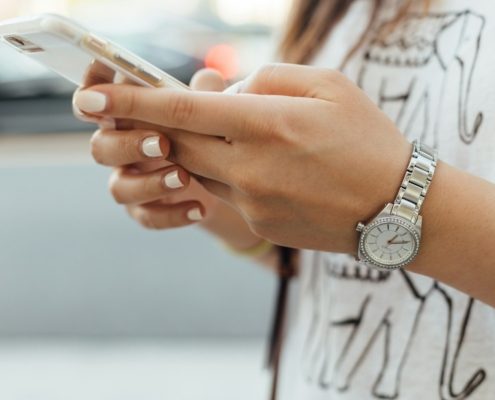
[358,10,485,147]
[301,9,488,400]
[302,253,486,399]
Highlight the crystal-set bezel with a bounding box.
[359,216,420,271]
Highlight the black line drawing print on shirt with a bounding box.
[302,253,486,400]
[357,10,485,147]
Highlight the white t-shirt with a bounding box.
[278,0,495,399]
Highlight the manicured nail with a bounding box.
[74,90,107,113]
[73,103,101,123]
[142,136,163,158]
[164,170,184,189]
[187,207,203,221]
[99,118,116,130]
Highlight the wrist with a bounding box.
[405,160,456,274]
[355,140,437,270]
[389,158,495,307]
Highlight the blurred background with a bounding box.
[0,0,290,398]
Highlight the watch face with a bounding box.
[360,217,420,270]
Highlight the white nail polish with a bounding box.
[164,170,184,189]
[187,208,203,221]
[74,90,107,113]
[73,103,101,123]
[142,136,163,158]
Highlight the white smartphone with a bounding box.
[0,13,190,90]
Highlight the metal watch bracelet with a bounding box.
[392,140,438,223]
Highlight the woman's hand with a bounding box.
[75,68,228,229]
[75,68,271,257]
[74,63,413,254]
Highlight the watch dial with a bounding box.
[364,222,417,266]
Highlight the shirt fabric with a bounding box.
[277,0,495,399]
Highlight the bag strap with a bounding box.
[267,246,296,400]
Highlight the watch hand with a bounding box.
[387,234,399,244]
[389,240,410,245]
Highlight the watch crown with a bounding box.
[356,222,365,232]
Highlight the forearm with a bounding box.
[406,160,495,307]
[200,202,279,270]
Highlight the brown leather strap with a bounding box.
[267,246,295,400]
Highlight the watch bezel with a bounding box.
[358,216,420,271]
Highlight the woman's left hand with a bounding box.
[74,63,413,254]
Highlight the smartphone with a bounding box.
[0,13,190,90]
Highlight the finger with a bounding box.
[75,61,137,125]
[82,60,116,88]
[127,201,205,229]
[241,63,342,101]
[112,70,225,133]
[90,129,170,167]
[93,121,232,182]
[166,130,233,183]
[109,166,190,205]
[72,95,104,124]
[72,92,116,128]
[98,118,233,184]
[190,68,227,92]
[73,84,276,139]
[103,115,234,184]
[75,61,116,123]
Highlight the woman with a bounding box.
[73,0,495,398]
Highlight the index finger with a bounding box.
[82,60,116,88]
[73,84,278,139]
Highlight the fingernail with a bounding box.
[164,170,184,189]
[142,136,163,158]
[187,207,203,221]
[74,90,107,113]
[73,104,100,123]
[99,118,116,130]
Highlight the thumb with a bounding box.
[190,68,226,92]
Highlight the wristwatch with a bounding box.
[355,140,438,271]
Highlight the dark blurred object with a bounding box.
[0,96,91,133]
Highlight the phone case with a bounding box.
[0,13,189,90]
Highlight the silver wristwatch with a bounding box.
[356,140,438,271]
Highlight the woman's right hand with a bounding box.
[74,67,269,257]
[76,68,227,229]
[73,65,280,272]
